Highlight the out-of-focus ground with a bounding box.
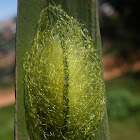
[103,48,140,81]
[0,0,140,140]
[0,88,14,107]
[0,18,16,108]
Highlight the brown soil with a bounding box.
[0,88,15,108]
[103,50,140,81]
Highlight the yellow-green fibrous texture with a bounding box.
[23,6,106,140]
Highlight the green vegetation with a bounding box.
[110,116,140,140]
[0,105,14,140]
[105,72,140,140]
[106,72,140,120]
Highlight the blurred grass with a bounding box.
[105,72,140,140]
[0,105,14,140]
[110,115,140,140]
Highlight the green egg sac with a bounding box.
[23,6,106,140]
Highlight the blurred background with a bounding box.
[0,0,140,139]
[0,0,17,140]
